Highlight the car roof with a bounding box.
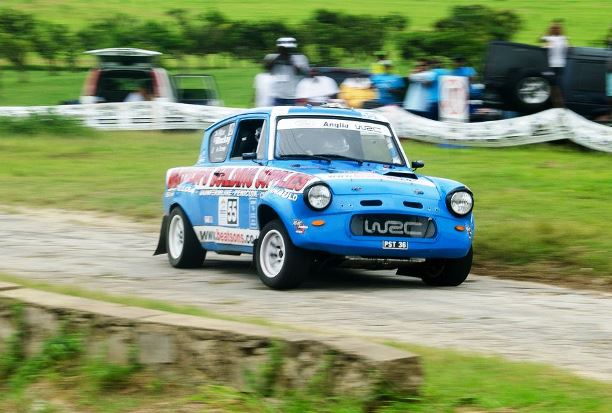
[570,47,611,59]
[205,106,386,131]
[84,48,162,57]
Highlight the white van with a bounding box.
[80,48,222,106]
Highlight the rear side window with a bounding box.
[569,61,605,92]
[208,122,235,163]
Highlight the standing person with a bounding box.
[425,58,450,120]
[403,58,432,117]
[253,55,275,107]
[540,20,569,107]
[370,51,388,75]
[265,37,309,106]
[451,56,477,81]
[368,60,406,107]
[295,68,339,106]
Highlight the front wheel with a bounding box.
[167,207,206,268]
[255,220,310,290]
[420,247,473,287]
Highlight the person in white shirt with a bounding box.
[264,37,310,105]
[540,20,569,106]
[295,68,339,105]
[253,56,275,107]
[403,59,432,117]
[124,87,149,102]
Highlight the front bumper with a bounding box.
[287,208,474,260]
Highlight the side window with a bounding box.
[208,122,235,163]
[569,61,605,92]
[230,118,266,160]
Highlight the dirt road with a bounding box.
[1,208,610,381]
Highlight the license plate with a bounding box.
[382,240,408,250]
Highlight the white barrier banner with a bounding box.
[376,105,612,153]
[0,102,610,153]
[0,101,242,131]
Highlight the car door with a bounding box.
[198,114,267,253]
[195,120,236,251]
[209,115,267,253]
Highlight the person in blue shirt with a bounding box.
[424,58,450,120]
[451,56,477,80]
[369,61,406,106]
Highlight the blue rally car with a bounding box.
[154,106,474,289]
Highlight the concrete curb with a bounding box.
[0,283,421,397]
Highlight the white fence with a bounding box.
[0,102,610,153]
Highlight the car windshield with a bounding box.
[275,117,404,166]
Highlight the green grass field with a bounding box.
[4,0,611,46]
[2,274,612,413]
[0,130,610,286]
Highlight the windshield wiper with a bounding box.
[277,154,331,163]
[314,153,364,165]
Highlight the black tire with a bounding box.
[420,247,473,287]
[255,220,310,290]
[166,207,206,268]
[511,72,551,112]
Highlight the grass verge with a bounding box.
[1,277,611,412]
[0,130,610,287]
[0,273,285,330]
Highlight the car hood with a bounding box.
[302,168,441,200]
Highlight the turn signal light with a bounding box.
[312,220,326,227]
[454,225,465,232]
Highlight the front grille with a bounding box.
[350,214,436,238]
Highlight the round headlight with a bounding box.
[304,184,332,210]
[447,190,473,216]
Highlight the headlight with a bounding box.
[304,183,332,211]
[446,189,473,216]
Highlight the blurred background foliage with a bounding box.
[0,5,528,70]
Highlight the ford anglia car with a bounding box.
[155,106,474,289]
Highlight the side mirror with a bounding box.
[242,152,257,160]
[411,160,425,169]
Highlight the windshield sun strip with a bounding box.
[273,115,406,167]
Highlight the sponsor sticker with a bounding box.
[195,225,259,246]
[293,219,308,234]
[219,197,239,226]
[249,197,258,229]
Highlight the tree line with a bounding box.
[0,5,522,72]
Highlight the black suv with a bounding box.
[483,41,610,119]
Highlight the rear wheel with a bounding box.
[421,247,473,287]
[255,220,310,290]
[512,74,551,112]
[167,207,206,268]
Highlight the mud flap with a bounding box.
[153,215,169,255]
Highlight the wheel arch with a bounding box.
[257,204,281,230]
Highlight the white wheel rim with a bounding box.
[260,229,286,278]
[518,77,550,104]
[168,214,185,259]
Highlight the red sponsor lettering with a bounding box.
[277,173,312,191]
[167,167,313,192]
[167,168,213,188]
[255,169,292,189]
[210,167,259,188]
